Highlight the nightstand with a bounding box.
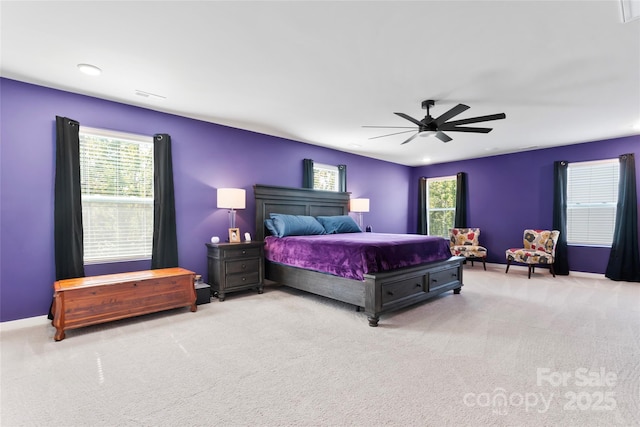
[206,241,265,301]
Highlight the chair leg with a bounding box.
[470,259,474,267]
[505,259,511,274]
[528,265,532,279]
[550,263,556,278]
[482,257,486,271]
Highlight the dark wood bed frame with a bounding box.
[254,184,464,327]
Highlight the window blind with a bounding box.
[567,159,619,246]
[79,128,154,263]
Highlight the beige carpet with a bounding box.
[1,265,639,426]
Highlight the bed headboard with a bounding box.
[254,184,350,241]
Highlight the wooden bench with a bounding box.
[52,268,197,341]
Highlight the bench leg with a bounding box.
[52,293,66,341]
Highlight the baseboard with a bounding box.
[478,262,605,279]
[0,314,49,329]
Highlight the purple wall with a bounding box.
[409,135,640,274]
[1,77,638,322]
[0,78,410,321]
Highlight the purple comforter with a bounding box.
[264,232,452,281]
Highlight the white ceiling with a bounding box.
[2,1,639,166]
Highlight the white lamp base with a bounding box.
[356,212,364,230]
[228,209,237,229]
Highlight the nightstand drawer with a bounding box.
[226,258,260,274]
[226,272,260,287]
[224,247,261,259]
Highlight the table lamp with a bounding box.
[350,198,370,230]
[217,188,246,229]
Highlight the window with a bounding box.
[427,175,456,237]
[313,163,339,191]
[79,127,154,263]
[567,159,619,246]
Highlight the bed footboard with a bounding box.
[363,256,463,326]
[266,256,464,326]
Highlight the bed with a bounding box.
[254,184,464,326]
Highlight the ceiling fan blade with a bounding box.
[438,125,493,133]
[368,130,417,140]
[362,125,416,129]
[435,131,452,143]
[433,104,470,126]
[394,112,425,127]
[444,113,506,127]
[400,132,420,145]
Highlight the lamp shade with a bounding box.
[217,188,246,209]
[350,198,370,213]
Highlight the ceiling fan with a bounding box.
[364,100,506,145]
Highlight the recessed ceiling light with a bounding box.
[422,157,432,163]
[77,63,102,76]
[350,143,362,148]
[633,121,640,131]
[620,0,640,23]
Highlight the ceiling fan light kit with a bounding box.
[366,99,506,145]
[418,130,436,138]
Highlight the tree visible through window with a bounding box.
[427,176,456,237]
[79,127,154,263]
[313,163,339,191]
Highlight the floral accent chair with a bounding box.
[449,228,487,270]
[505,229,560,279]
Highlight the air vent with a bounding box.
[135,90,166,100]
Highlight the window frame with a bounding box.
[566,158,619,247]
[426,175,457,237]
[79,126,154,264]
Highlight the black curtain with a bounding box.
[454,172,467,228]
[552,161,570,275]
[338,164,347,192]
[151,134,179,269]
[54,116,85,280]
[418,177,427,235]
[606,153,640,281]
[51,116,86,319]
[303,159,314,189]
